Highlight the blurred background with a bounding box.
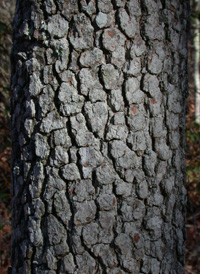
[0,0,199,273]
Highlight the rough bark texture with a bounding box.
[194,0,200,124]
[10,0,190,273]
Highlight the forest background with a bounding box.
[0,0,199,273]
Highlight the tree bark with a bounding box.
[10,0,190,273]
[193,0,200,124]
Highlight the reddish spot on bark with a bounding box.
[70,188,74,195]
[84,162,89,167]
[75,220,81,225]
[133,233,140,243]
[68,76,72,85]
[170,5,176,12]
[151,98,157,104]
[129,105,139,115]
[113,198,116,205]
[144,75,151,83]
[107,30,115,38]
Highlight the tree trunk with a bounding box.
[194,0,200,124]
[10,0,190,273]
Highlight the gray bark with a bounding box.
[10,0,189,273]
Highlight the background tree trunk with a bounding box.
[10,0,190,273]
[193,0,200,124]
